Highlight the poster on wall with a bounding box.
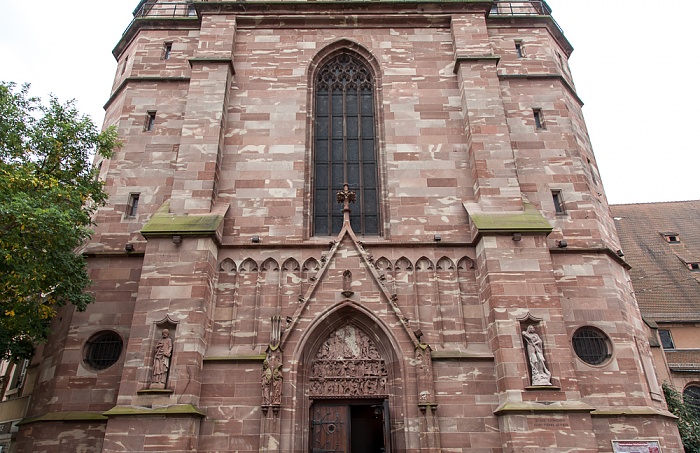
[612,440,661,453]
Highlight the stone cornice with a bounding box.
[196,1,492,17]
[487,14,573,57]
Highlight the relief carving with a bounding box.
[309,324,387,398]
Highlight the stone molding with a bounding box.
[493,401,594,415]
[18,411,108,426]
[103,404,205,418]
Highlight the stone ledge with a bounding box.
[524,385,561,391]
[188,57,235,74]
[464,201,553,235]
[494,401,594,415]
[18,411,108,426]
[203,354,267,362]
[140,201,228,242]
[430,350,495,361]
[453,54,501,73]
[136,388,174,395]
[498,73,583,106]
[103,404,205,418]
[103,76,191,111]
[590,407,677,419]
[549,247,631,270]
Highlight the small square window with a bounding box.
[162,42,172,60]
[122,55,129,75]
[662,233,680,243]
[127,193,140,217]
[658,329,675,349]
[533,108,545,130]
[552,190,565,215]
[144,111,156,132]
[515,41,524,58]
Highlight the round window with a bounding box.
[684,385,700,414]
[572,327,611,365]
[84,331,123,371]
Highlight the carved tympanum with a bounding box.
[309,324,387,398]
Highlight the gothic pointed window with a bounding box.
[313,53,379,236]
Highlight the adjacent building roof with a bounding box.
[611,200,700,322]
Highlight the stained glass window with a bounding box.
[314,53,379,236]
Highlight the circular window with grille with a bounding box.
[572,327,611,365]
[84,331,123,371]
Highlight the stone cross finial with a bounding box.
[336,183,356,224]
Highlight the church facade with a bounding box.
[7,1,683,452]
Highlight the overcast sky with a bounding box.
[2,1,698,205]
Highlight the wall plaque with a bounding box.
[612,440,661,453]
[528,417,569,429]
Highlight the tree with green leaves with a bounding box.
[663,382,700,452]
[0,81,119,361]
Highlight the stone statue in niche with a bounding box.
[342,270,354,297]
[309,324,387,397]
[522,325,552,386]
[262,346,283,407]
[262,359,273,406]
[150,328,173,389]
[415,344,435,404]
[272,359,283,404]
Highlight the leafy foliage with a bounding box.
[0,82,119,361]
[663,382,700,452]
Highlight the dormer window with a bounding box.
[662,233,680,243]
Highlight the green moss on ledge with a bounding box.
[140,201,226,238]
[103,404,205,418]
[465,202,553,234]
[18,411,108,425]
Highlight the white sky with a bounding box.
[1,1,698,205]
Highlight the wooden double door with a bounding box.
[311,400,390,453]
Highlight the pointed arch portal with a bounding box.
[307,322,392,453]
